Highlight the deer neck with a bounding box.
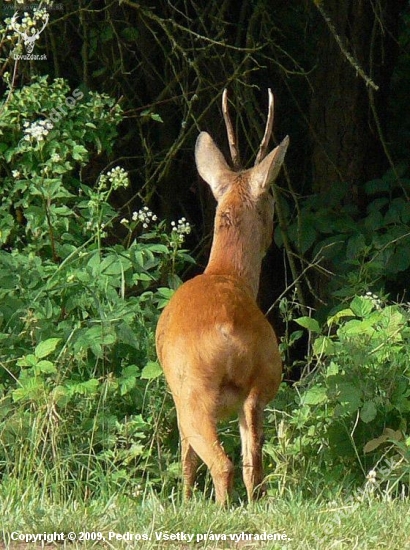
[204,204,263,298]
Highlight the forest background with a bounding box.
[1,0,410,538]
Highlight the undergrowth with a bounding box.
[0,74,192,501]
[1,74,410,518]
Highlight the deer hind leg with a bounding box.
[239,396,265,501]
[178,404,234,505]
[180,430,198,500]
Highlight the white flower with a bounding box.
[175,217,191,236]
[366,469,377,482]
[133,206,157,227]
[170,217,191,248]
[364,291,382,310]
[23,119,53,142]
[12,170,20,178]
[105,166,129,190]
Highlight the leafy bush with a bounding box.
[0,75,192,499]
[267,294,410,496]
[278,170,410,299]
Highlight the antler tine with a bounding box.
[222,89,241,170]
[255,88,275,166]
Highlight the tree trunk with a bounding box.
[309,0,405,206]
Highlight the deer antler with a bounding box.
[223,89,275,169]
[255,88,274,166]
[222,89,241,170]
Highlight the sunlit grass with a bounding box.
[1,480,410,549]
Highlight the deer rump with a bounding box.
[156,273,281,420]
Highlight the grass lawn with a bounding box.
[1,486,410,549]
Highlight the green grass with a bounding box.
[1,481,410,549]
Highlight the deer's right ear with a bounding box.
[195,132,232,200]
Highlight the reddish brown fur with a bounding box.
[156,102,288,505]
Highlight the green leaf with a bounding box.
[66,378,99,397]
[289,330,303,346]
[365,178,390,195]
[326,361,339,377]
[346,233,366,260]
[132,272,153,283]
[297,214,318,253]
[387,248,410,273]
[360,400,377,423]
[12,377,45,403]
[327,308,354,326]
[17,354,38,367]
[340,318,375,336]
[34,338,61,359]
[121,27,139,41]
[301,385,327,405]
[140,110,163,123]
[150,113,163,123]
[313,335,337,356]
[122,365,139,378]
[144,244,169,254]
[141,361,163,380]
[118,364,139,395]
[350,296,373,318]
[295,316,321,333]
[100,254,132,276]
[34,360,57,375]
[335,382,362,414]
[119,375,136,396]
[72,144,88,161]
[156,287,175,308]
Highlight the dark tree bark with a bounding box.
[309,0,405,206]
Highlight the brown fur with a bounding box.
[156,126,289,504]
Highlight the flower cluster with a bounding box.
[98,166,129,192]
[364,291,383,311]
[120,211,191,251]
[171,217,191,236]
[170,217,191,248]
[50,152,61,163]
[107,166,129,190]
[23,119,53,142]
[128,207,158,229]
[366,469,377,484]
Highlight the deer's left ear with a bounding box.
[249,136,289,197]
[195,132,234,201]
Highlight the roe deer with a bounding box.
[155,90,289,504]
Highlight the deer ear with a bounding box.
[249,135,289,196]
[195,132,233,200]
